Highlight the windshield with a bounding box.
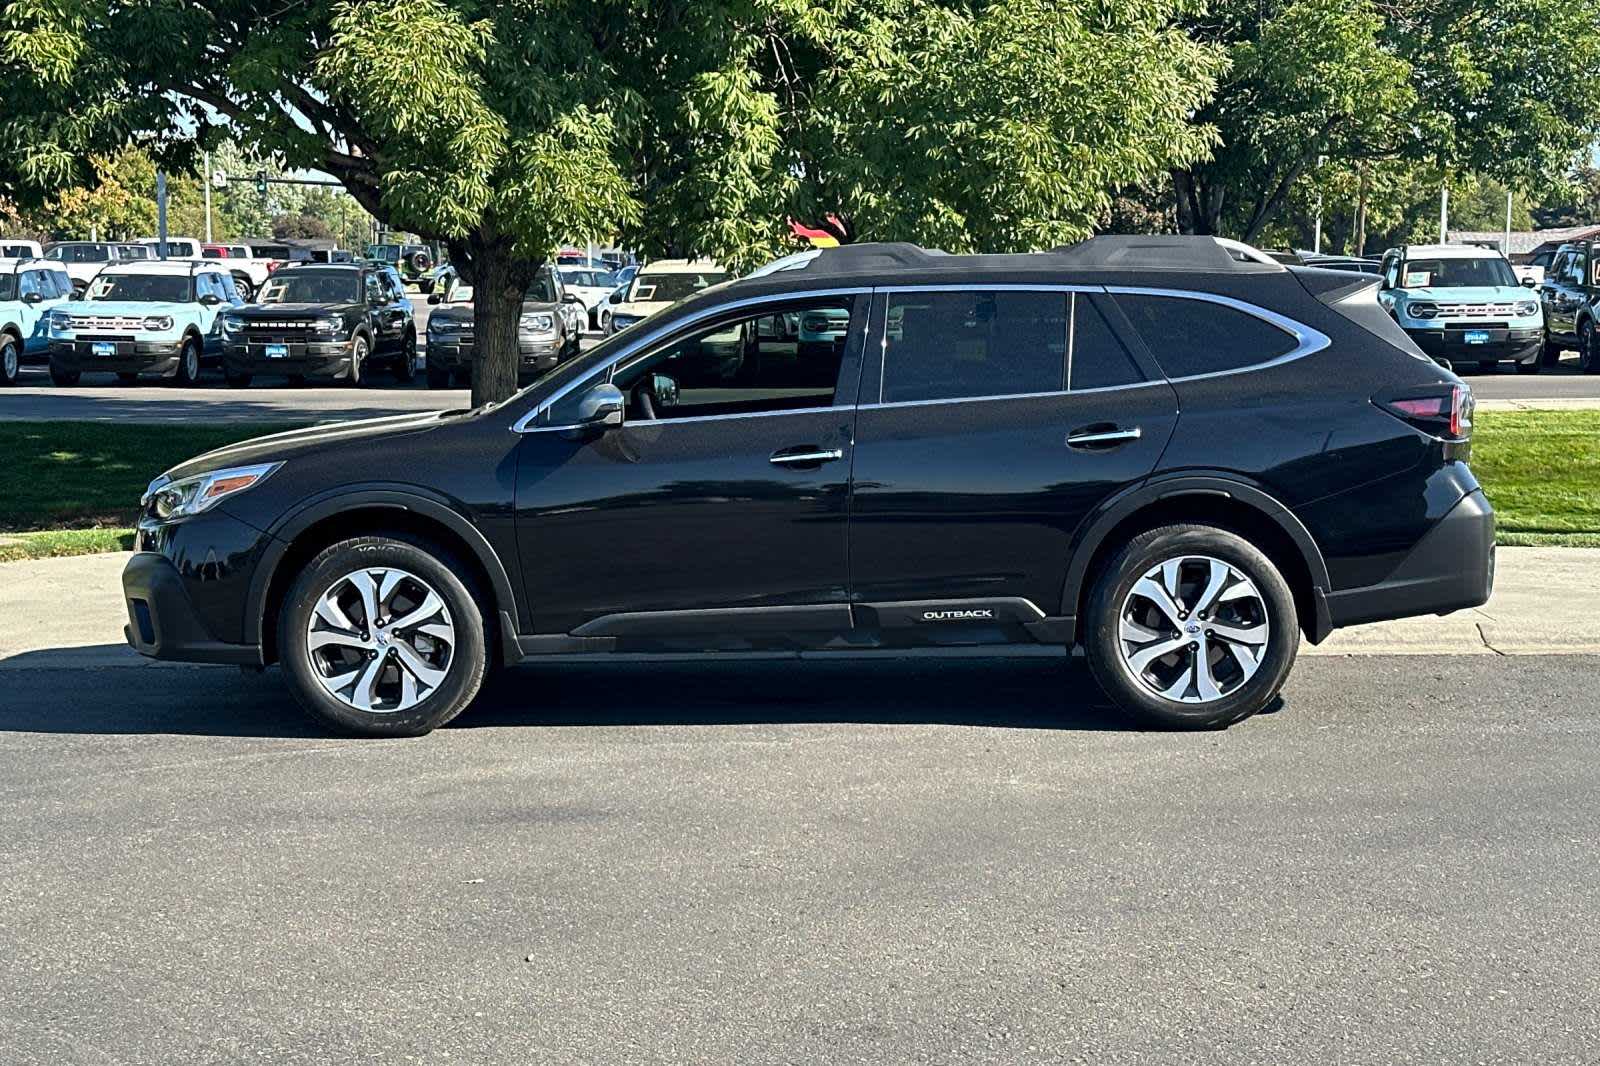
[1400,257,1517,289]
[629,270,726,303]
[445,285,474,305]
[561,269,613,288]
[527,271,558,303]
[259,272,360,304]
[87,273,191,302]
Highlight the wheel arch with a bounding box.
[248,489,519,666]
[1061,474,1333,644]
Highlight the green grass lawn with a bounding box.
[0,411,1594,563]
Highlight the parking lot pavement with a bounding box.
[1,651,1597,1063]
[1464,355,1600,400]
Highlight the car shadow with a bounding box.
[0,646,1197,737]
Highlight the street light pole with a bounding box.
[202,151,213,243]
[1439,185,1449,244]
[1503,189,1513,255]
[156,170,169,261]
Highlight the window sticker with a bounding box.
[1403,270,1433,288]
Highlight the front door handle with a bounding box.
[1067,425,1142,448]
[770,447,844,466]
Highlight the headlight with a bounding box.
[142,462,282,521]
[142,315,173,331]
[48,311,71,332]
[520,312,555,333]
[1407,302,1438,320]
[221,313,244,334]
[1515,300,1539,317]
[314,315,343,333]
[428,319,457,336]
[611,313,642,332]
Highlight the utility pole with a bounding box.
[1439,185,1449,244]
[202,151,213,243]
[156,170,169,260]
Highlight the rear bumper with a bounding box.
[1324,488,1495,629]
[1404,327,1543,363]
[122,551,262,665]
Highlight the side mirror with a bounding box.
[22,291,43,304]
[198,293,222,306]
[427,293,442,305]
[608,290,624,304]
[563,293,584,305]
[575,382,625,428]
[1521,276,1537,288]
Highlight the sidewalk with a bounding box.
[0,548,1592,669]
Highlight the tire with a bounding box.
[171,337,201,386]
[224,370,253,388]
[48,360,79,386]
[277,533,490,737]
[1541,340,1564,368]
[232,274,254,302]
[0,335,19,386]
[345,333,368,387]
[1515,358,1541,375]
[392,332,418,383]
[426,366,452,389]
[117,372,140,385]
[1580,320,1599,375]
[287,374,307,387]
[1084,524,1298,729]
[452,368,471,389]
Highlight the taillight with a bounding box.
[1376,384,1473,440]
[266,261,279,274]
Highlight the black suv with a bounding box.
[122,238,1494,736]
[1537,240,1600,371]
[221,263,417,386]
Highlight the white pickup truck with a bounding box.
[200,241,299,301]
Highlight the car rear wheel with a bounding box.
[0,335,19,386]
[1085,524,1298,729]
[1541,340,1564,367]
[1580,321,1599,374]
[278,534,490,736]
[426,365,452,389]
[171,337,201,386]
[224,369,253,388]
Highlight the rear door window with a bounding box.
[1113,293,1297,379]
[880,290,1067,403]
[1067,295,1143,391]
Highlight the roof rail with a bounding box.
[1050,235,1280,270]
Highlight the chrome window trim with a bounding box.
[1104,286,1331,381]
[510,286,871,433]
[520,404,858,434]
[856,380,1168,412]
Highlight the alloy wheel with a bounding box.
[304,566,455,713]
[1117,555,1270,704]
[1,340,16,383]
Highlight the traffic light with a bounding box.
[255,170,268,196]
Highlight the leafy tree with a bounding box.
[1172,0,1600,241]
[3,0,1223,404]
[272,212,335,241]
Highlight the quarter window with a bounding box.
[1114,293,1297,378]
[881,290,1067,403]
[1068,295,1143,391]
[609,298,855,421]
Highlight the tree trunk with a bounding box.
[454,231,539,408]
[1352,162,1370,257]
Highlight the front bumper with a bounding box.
[1403,326,1543,363]
[426,336,562,376]
[223,340,353,379]
[1324,488,1495,629]
[122,509,273,665]
[50,338,183,374]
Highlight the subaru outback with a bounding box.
[121,237,1494,736]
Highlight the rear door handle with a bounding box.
[770,446,844,466]
[1067,426,1142,448]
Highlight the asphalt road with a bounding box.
[2,653,1596,1063]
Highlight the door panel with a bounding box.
[848,387,1177,613]
[514,410,854,634]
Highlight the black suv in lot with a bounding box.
[1537,240,1600,371]
[221,263,417,386]
[123,238,1494,736]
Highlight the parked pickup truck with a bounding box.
[42,241,152,295]
[201,241,302,301]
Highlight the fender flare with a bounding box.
[243,486,520,649]
[1056,472,1333,636]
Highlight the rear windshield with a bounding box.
[259,272,361,304]
[630,270,726,302]
[88,273,192,302]
[1400,257,1516,289]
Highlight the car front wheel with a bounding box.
[1581,321,1599,375]
[0,335,19,386]
[1085,524,1298,729]
[278,534,490,736]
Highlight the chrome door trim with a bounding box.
[510,286,872,433]
[769,449,844,465]
[1067,427,1143,446]
[1103,286,1332,380]
[520,404,858,435]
